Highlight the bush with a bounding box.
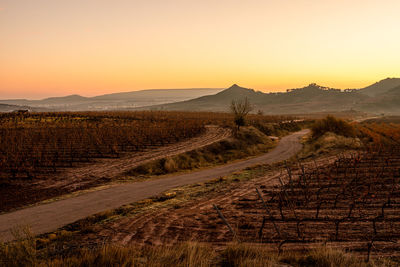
[311,116,355,139]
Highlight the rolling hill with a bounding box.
[358,85,400,113]
[139,79,400,114]
[358,77,400,96]
[2,78,400,114]
[142,83,369,114]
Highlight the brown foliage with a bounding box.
[311,116,356,139]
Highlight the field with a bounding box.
[357,120,400,145]
[208,148,400,259]
[30,118,399,264]
[64,150,398,260]
[0,111,205,179]
[4,113,400,265]
[0,111,299,212]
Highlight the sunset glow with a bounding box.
[1,0,400,98]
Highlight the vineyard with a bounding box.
[237,148,400,259]
[0,111,299,182]
[358,122,400,146]
[0,111,300,212]
[86,120,400,261]
[89,149,399,260]
[3,115,400,262]
[212,122,400,259]
[0,111,205,181]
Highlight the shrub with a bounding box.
[311,116,355,139]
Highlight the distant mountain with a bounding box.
[42,94,89,104]
[144,83,369,114]
[0,88,223,111]
[149,85,264,111]
[359,78,400,96]
[92,88,222,101]
[2,79,400,114]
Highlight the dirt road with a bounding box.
[44,125,232,190]
[97,156,339,247]
[0,125,231,212]
[0,129,309,242]
[96,153,400,259]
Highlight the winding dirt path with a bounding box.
[98,154,342,247]
[0,125,231,213]
[45,125,232,190]
[0,129,308,242]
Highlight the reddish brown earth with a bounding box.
[0,125,231,212]
[83,151,400,259]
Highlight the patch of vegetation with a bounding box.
[127,126,275,177]
[311,115,356,139]
[302,116,400,159]
[252,120,306,136]
[219,243,395,267]
[299,132,362,159]
[1,233,396,267]
[297,116,360,159]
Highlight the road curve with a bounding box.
[43,125,231,191]
[0,129,309,242]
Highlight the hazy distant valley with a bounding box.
[0,88,223,112]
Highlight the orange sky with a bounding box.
[0,0,399,99]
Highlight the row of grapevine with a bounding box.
[0,112,205,180]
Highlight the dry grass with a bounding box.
[299,131,362,159]
[295,116,364,159]
[1,231,396,267]
[219,243,393,267]
[127,126,275,177]
[48,243,215,267]
[0,227,37,267]
[311,116,356,139]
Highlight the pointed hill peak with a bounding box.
[210,84,260,102]
[218,84,255,95]
[224,84,254,92]
[228,84,240,89]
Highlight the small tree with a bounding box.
[230,97,253,131]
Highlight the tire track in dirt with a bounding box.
[90,156,344,247]
[93,153,400,258]
[45,125,231,190]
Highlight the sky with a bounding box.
[0,0,400,99]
